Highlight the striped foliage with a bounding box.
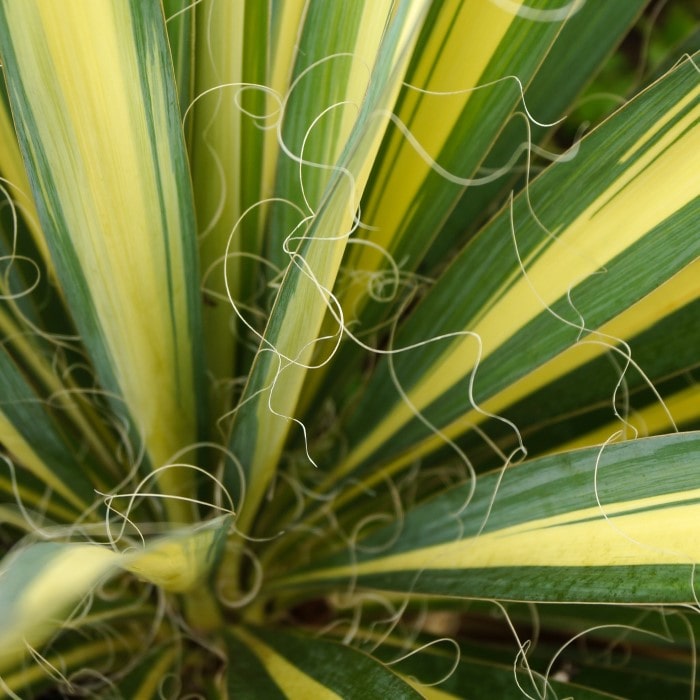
[0,0,698,697]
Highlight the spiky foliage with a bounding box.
[0,1,699,697]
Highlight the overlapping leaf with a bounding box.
[313,51,700,500]
[227,626,422,699]
[0,1,697,698]
[225,0,431,533]
[270,433,700,605]
[0,0,205,520]
[0,516,229,674]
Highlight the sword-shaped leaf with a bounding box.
[227,625,422,699]
[272,434,700,604]
[320,51,700,497]
[226,0,431,533]
[0,516,229,672]
[0,0,205,517]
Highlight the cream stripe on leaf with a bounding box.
[340,0,568,326]
[0,347,98,513]
[420,291,700,468]
[430,0,647,270]
[0,516,229,671]
[0,1,205,517]
[231,626,422,699]
[270,433,700,604]
[337,263,700,499]
[190,0,269,392]
[318,52,700,492]
[1,596,166,699]
[299,0,594,420]
[226,1,431,534]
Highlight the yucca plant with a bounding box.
[0,0,698,697]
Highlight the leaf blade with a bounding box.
[0,0,205,510]
[272,433,700,604]
[0,516,229,669]
[230,626,423,699]
[323,51,700,492]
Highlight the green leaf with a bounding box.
[339,0,570,325]
[1,596,166,698]
[189,0,271,390]
[163,0,195,119]
[301,0,618,420]
[113,643,181,700]
[367,630,627,699]
[228,625,423,699]
[272,433,700,604]
[318,51,700,496]
[226,0,431,534]
[432,0,648,267]
[0,2,698,697]
[0,346,96,513]
[0,516,229,670]
[0,0,205,517]
[426,268,700,466]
